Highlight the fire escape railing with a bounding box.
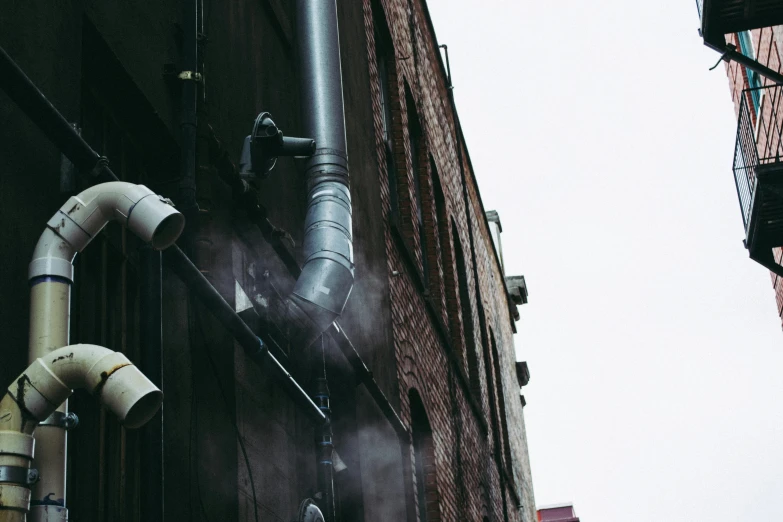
[733,84,783,230]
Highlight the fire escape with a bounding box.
[734,84,783,275]
[697,0,783,274]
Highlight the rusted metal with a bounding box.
[91,364,132,397]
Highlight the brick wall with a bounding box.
[364,0,536,520]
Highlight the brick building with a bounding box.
[696,2,783,328]
[0,0,534,521]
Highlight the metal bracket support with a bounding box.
[0,465,39,485]
[38,411,79,430]
[178,70,203,83]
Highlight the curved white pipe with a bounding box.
[29,181,185,281]
[10,344,163,429]
[0,344,161,521]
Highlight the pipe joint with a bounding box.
[30,182,185,281]
[8,345,162,429]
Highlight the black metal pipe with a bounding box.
[178,0,199,216]
[313,377,335,522]
[162,246,327,425]
[0,42,327,427]
[139,246,164,522]
[725,47,783,86]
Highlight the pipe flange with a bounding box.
[38,411,79,430]
[0,465,38,485]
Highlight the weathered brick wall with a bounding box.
[724,27,783,330]
[363,0,536,520]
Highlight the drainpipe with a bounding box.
[288,0,354,349]
[313,377,335,522]
[178,0,199,225]
[0,344,162,522]
[27,182,184,522]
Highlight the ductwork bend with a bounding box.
[29,181,185,282]
[286,0,354,349]
[0,344,162,522]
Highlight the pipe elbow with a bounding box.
[29,182,185,281]
[7,344,162,429]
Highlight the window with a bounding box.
[452,221,482,404]
[410,390,441,522]
[490,331,514,477]
[738,31,763,112]
[406,86,429,286]
[430,160,449,314]
[373,2,399,218]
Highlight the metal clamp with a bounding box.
[178,71,203,82]
[39,411,79,430]
[0,465,39,485]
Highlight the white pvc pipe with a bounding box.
[29,181,185,281]
[11,344,162,429]
[25,182,183,522]
[0,344,162,522]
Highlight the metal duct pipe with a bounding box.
[287,0,354,349]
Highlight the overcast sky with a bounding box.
[425,1,783,521]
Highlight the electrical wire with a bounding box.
[188,300,215,522]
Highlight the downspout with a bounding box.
[288,0,354,349]
[27,182,184,522]
[0,344,162,522]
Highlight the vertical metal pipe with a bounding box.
[314,378,335,522]
[139,246,163,522]
[179,0,199,222]
[288,0,354,349]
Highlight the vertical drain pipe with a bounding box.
[179,0,199,232]
[314,377,335,521]
[288,0,354,349]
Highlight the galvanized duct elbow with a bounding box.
[285,0,354,348]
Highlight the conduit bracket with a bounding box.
[38,411,79,430]
[0,465,39,485]
[178,70,203,83]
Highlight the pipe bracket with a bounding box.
[0,465,39,485]
[38,411,79,430]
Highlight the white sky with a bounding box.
[425,1,783,521]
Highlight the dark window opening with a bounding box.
[452,221,482,407]
[490,330,514,478]
[406,85,429,286]
[373,1,399,219]
[410,390,441,522]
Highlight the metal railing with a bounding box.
[732,84,783,229]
